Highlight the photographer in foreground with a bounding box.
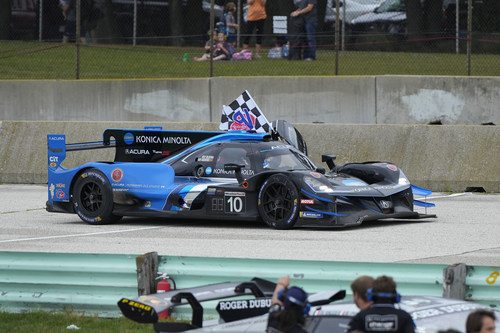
[266,276,309,333]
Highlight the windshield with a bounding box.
[259,146,316,171]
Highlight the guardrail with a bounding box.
[0,251,138,317]
[0,251,498,320]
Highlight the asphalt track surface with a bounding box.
[1,185,499,266]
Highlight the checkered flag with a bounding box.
[220,90,272,133]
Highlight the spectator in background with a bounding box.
[205,29,218,57]
[466,309,496,333]
[194,30,231,61]
[35,0,65,41]
[288,0,304,60]
[266,276,309,333]
[242,0,267,59]
[347,275,415,333]
[290,0,317,61]
[223,2,238,47]
[351,275,374,310]
[62,0,90,43]
[86,0,105,43]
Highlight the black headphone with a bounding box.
[277,288,311,315]
[366,288,401,303]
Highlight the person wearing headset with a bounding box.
[347,275,415,333]
[351,275,374,310]
[266,276,309,333]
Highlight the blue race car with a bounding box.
[46,120,435,229]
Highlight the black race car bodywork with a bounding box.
[119,278,498,333]
[47,120,435,229]
[185,294,499,333]
[118,277,346,332]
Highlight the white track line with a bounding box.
[427,193,468,200]
[0,226,162,243]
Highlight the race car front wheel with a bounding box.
[72,168,121,225]
[257,174,299,229]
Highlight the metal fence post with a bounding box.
[443,263,467,300]
[209,0,215,78]
[136,252,159,296]
[133,0,137,46]
[38,0,43,42]
[334,0,339,75]
[467,0,472,76]
[76,0,81,79]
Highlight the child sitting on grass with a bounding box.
[194,31,231,61]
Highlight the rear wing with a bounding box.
[47,128,223,166]
[103,129,222,162]
[118,278,275,331]
[118,277,346,333]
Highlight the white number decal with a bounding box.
[226,196,244,213]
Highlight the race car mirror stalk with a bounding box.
[322,154,337,170]
[224,163,246,184]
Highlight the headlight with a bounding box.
[304,176,334,193]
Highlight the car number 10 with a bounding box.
[224,192,246,213]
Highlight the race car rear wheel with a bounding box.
[72,168,121,225]
[257,174,299,229]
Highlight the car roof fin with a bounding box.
[271,120,308,155]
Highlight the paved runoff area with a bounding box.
[1,184,499,266]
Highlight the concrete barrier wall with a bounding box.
[209,77,377,124]
[1,121,498,192]
[375,76,500,125]
[0,79,211,122]
[1,76,499,125]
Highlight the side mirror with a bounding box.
[321,154,337,170]
[224,163,245,184]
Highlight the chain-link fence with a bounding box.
[2,0,499,79]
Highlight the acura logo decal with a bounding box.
[379,200,392,209]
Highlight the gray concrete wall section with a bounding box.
[376,76,500,125]
[1,76,499,125]
[1,121,498,192]
[209,77,377,124]
[0,79,210,122]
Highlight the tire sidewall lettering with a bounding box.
[73,168,113,224]
[82,170,107,185]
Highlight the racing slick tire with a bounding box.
[257,174,299,230]
[72,168,121,225]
